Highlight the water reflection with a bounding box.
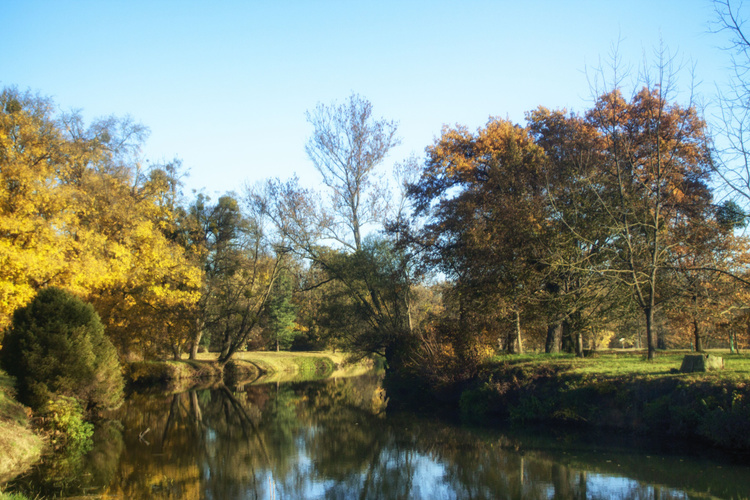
[10,373,750,499]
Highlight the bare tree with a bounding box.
[712,0,750,204]
[305,93,400,251]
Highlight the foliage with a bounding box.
[0,87,201,357]
[0,370,43,485]
[40,396,94,455]
[0,287,123,410]
[409,118,551,364]
[265,270,298,351]
[185,193,283,364]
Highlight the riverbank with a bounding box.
[0,371,43,486]
[125,350,370,390]
[0,350,363,491]
[458,351,750,451]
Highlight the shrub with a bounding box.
[41,396,94,455]
[0,287,123,411]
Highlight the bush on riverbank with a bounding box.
[459,352,750,450]
[0,288,123,411]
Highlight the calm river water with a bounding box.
[10,372,750,499]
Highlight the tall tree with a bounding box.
[409,119,548,364]
[527,106,627,356]
[256,178,416,369]
[0,87,200,355]
[305,93,400,250]
[185,193,282,364]
[266,269,298,352]
[581,83,713,360]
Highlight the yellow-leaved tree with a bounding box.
[0,87,201,358]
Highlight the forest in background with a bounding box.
[4,3,750,390]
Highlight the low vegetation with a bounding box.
[0,370,43,486]
[459,351,750,450]
[125,359,223,388]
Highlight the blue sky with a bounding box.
[2,1,732,197]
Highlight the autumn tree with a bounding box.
[408,119,549,365]
[666,200,750,351]
[185,193,283,364]
[0,87,201,357]
[82,159,201,359]
[527,106,629,356]
[579,80,713,359]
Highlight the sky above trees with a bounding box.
[2,0,730,196]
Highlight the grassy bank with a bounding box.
[125,351,368,388]
[0,370,43,487]
[460,351,750,450]
[125,359,225,390]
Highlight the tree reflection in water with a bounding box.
[10,373,750,499]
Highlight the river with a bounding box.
[9,372,750,499]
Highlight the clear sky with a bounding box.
[2,0,733,197]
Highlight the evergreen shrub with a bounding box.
[0,287,123,411]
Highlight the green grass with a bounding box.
[0,492,33,500]
[486,350,750,380]
[468,350,750,449]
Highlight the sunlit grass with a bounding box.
[0,493,33,500]
[194,350,371,381]
[486,350,750,380]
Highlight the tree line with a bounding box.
[4,9,750,386]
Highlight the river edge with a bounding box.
[0,351,366,493]
[125,351,372,391]
[4,351,749,495]
[450,355,750,453]
[0,372,43,487]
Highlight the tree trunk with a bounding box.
[645,306,656,361]
[575,331,584,358]
[219,327,231,362]
[561,320,574,353]
[189,317,204,360]
[693,318,703,353]
[545,321,563,354]
[515,309,524,355]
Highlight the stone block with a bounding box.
[680,353,724,373]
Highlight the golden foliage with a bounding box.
[0,88,200,355]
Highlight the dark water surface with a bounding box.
[11,373,750,499]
